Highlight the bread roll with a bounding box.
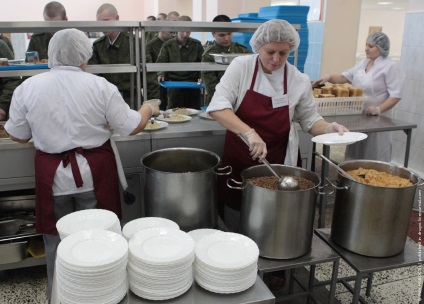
[348,87,363,97]
[313,88,322,95]
[321,86,333,94]
[318,94,335,98]
[332,87,349,97]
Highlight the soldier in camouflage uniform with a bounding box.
[156,16,203,109]
[26,2,68,60]
[89,3,138,107]
[201,15,251,105]
[0,34,14,55]
[145,29,175,106]
[0,40,22,120]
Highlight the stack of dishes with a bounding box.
[56,230,128,304]
[128,227,195,300]
[187,228,224,244]
[194,232,259,294]
[122,217,179,241]
[56,209,121,240]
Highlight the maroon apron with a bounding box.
[34,139,122,235]
[218,60,292,211]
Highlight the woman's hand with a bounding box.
[364,106,380,116]
[324,122,349,134]
[244,129,267,161]
[312,75,330,88]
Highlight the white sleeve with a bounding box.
[341,60,364,83]
[4,86,32,140]
[104,86,141,136]
[386,63,406,98]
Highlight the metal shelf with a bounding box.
[145,62,228,72]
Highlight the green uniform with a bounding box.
[0,35,14,55]
[27,32,53,60]
[145,37,164,101]
[201,42,251,105]
[146,31,158,43]
[89,32,138,106]
[0,40,22,118]
[156,37,204,109]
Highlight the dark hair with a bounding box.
[147,15,156,20]
[44,1,67,19]
[212,15,231,22]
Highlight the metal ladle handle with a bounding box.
[237,133,281,180]
[316,152,356,182]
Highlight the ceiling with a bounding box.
[361,0,410,10]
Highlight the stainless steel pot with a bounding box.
[141,148,231,232]
[228,164,320,259]
[330,160,422,257]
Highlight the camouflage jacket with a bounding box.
[145,37,165,99]
[89,32,137,93]
[0,40,22,117]
[27,32,53,60]
[0,35,14,55]
[201,42,251,105]
[156,37,203,81]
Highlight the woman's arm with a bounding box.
[312,74,349,87]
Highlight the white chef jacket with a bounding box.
[341,56,406,161]
[207,54,322,165]
[5,66,141,195]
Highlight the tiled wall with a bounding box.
[304,22,324,81]
[393,11,424,178]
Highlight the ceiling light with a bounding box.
[391,7,403,10]
[377,2,393,4]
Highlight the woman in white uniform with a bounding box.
[207,20,348,231]
[313,32,406,161]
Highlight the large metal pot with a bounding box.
[141,148,230,232]
[228,164,320,259]
[330,160,422,257]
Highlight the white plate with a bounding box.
[188,229,224,244]
[129,227,194,265]
[311,132,368,146]
[156,114,192,123]
[195,232,259,270]
[57,230,128,267]
[166,108,199,116]
[199,112,214,120]
[122,217,179,240]
[56,209,119,238]
[143,120,168,131]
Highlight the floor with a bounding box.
[0,145,423,304]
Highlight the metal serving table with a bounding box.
[257,235,340,304]
[315,228,423,304]
[51,275,275,304]
[313,114,417,228]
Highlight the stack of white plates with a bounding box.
[194,232,259,294]
[128,227,195,300]
[56,209,121,240]
[56,230,128,304]
[122,217,179,241]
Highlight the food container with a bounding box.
[141,148,231,232]
[0,241,27,264]
[26,51,39,63]
[330,160,422,257]
[228,164,320,259]
[210,53,250,64]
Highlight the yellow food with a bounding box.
[172,108,193,115]
[162,114,188,121]
[144,121,163,130]
[347,168,413,188]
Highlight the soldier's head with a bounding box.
[158,20,176,42]
[96,3,119,39]
[212,15,232,48]
[176,16,191,44]
[43,1,67,21]
[157,13,167,21]
[167,11,180,21]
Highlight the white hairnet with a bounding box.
[249,19,300,53]
[48,28,92,68]
[367,32,390,57]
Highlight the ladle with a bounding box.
[238,134,299,191]
[315,152,357,181]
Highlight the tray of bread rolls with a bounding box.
[313,84,368,116]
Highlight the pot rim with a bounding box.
[337,159,420,188]
[240,164,321,192]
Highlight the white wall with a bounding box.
[394,11,424,178]
[357,9,405,61]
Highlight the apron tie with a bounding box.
[62,147,84,188]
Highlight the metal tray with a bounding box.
[210,53,250,65]
[0,241,27,264]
